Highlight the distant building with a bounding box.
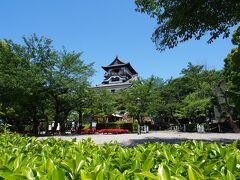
[95,56,138,92]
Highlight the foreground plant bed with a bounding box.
[0,133,239,179]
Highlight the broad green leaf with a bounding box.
[232,140,238,148]
[137,171,159,179]
[12,173,28,179]
[117,174,127,180]
[51,168,66,180]
[0,166,15,180]
[76,160,85,173]
[93,164,102,173]
[95,169,104,180]
[163,148,172,162]
[60,161,72,173]
[80,170,92,180]
[142,157,154,171]
[187,165,204,180]
[158,164,170,180]
[22,166,34,179]
[47,158,56,173]
[226,170,235,180]
[132,160,141,171]
[134,174,145,180]
[109,169,122,179]
[226,151,236,172]
[171,175,187,180]
[203,160,218,175]
[175,166,186,175]
[211,143,221,155]
[13,155,21,170]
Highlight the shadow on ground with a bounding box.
[119,137,240,148]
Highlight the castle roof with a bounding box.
[102,56,138,75]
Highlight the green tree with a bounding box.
[21,35,56,135]
[223,27,240,132]
[178,63,216,120]
[176,83,212,121]
[0,39,44,134]
[135,0,240,51]
[146,79,173,128]
[0,35,94,135]
[224,27,240,111]
[148,79,182,127]
[123,76,160,125]
[47,49,94,133]
[72,88,92,131]
[90,89,115,123]
[148,63,219,129]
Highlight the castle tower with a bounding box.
[95,56,138,92]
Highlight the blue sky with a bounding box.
[0,0,236,85]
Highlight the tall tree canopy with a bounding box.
[122,76,161,124]
[0,35,94,135]
[135,0,240,51]
[224,27,240,123]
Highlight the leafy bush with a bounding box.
[24,125,32,131]
[82,123,90,130]
[186,123,197,132]
[9,124,32,132]
[0,133,239,179]
[96,122,133,132]
[0,124,11,133]
[132,122,138,132]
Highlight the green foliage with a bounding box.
[176,88,212,120]
[96,122,133,132]
[0,134,240,179]
[0,34,94,134]
[135,0,240,51]
[0,124,11,133]
[82,123,90,130]
[121,76,162,123]
[145,64,220,128]
[89,89,115,121]
[224,26,240,117]
[1,34,239,133]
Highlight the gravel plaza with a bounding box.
[38,131,240,147]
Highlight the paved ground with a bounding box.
[38,131,240,147]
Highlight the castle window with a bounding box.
[111,77,120,82]
[113,69,120,73]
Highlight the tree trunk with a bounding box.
[223,94,240,133]
[170,111,181,127]
[78,110,83,131]
[137,113,141,134]
[52,119,58,134]
[228,113,240,133]
[59,110,70,134]
[44,114,49,135]
[32,106,39,136]
[89,117,93,129]
[40,106,49,135]
[59,116,65,135]
[52,102,60,134]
